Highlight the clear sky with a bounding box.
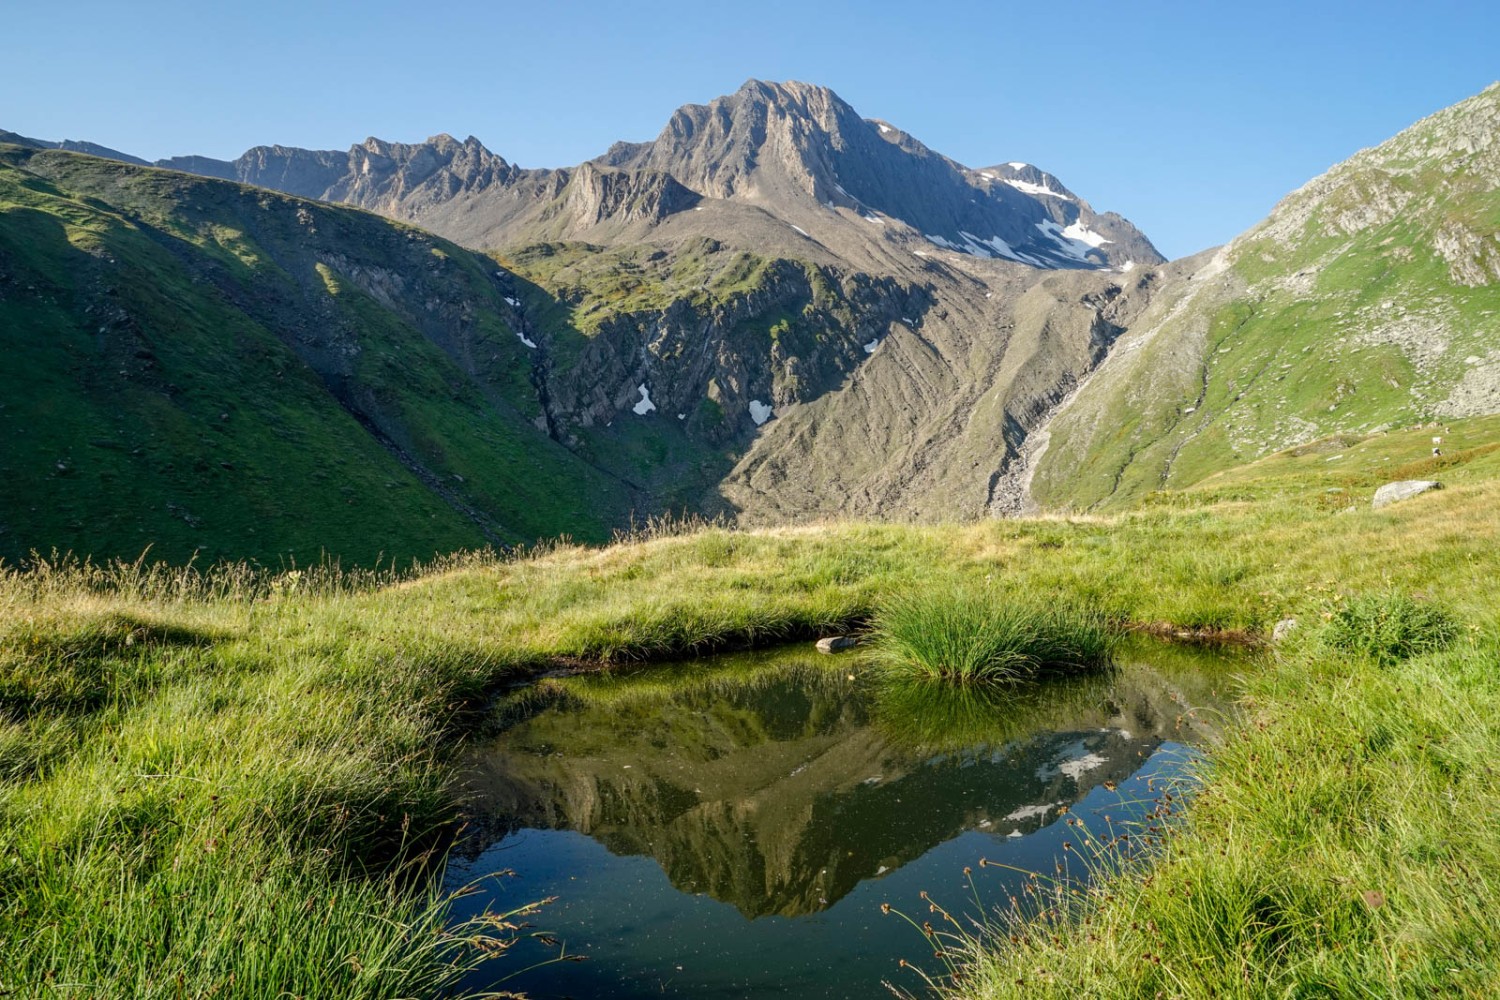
[6,0,1498,259]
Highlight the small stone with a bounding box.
[1372,480,1442,509]
[816,636,859,654]
[1272,618,1298,642]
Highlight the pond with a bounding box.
[444,639,1242,999]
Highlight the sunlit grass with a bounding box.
[2,419,1500,995]
[921,632,1500,999]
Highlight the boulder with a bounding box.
[815,636,860,654]
[1372,480,1442,509]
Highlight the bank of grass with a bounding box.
[929,630,1500,999]
[3,418,1500,995]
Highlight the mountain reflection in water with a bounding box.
[447,641,1237,999]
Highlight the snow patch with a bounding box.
[863,338,880,353]
[1120,260,1136,273]
[1062,220,1111,248]
[1059,753,1108,781]
[1006,829,1023,839]
[1004,178,1072,200]
[928,230,1048,267]
[631,385,656,415]
[1007,161,1027,169]
[677,413,685,420]
[749,400,774,425]
[790,224,810,238]
[864,214,883,225]
[877,123,891,134]
[516,331,537,349]
[980,171,998,180]
[976,232,1044,265]
[1035,218,1112,261]
[503,296,521,308]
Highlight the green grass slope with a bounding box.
[0,146,631,564]
[3,413,1500,996]
[1034,83,1500,510]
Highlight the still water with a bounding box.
[445,640,1239,999]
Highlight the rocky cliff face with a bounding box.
[602,80,1161,270]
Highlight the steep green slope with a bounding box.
[1034,83,1500,509]
[0,146,629,564]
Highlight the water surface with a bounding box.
[446,640,1239,998]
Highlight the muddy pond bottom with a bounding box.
[445,641,1237,999]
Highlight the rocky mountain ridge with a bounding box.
[14,81,1162,276]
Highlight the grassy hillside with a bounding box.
[3,414,1499,996]
[1034,83,1500,510]
[2,146,953,561]
[0,145,631,565]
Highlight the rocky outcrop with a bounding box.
[545,163,699,227]
[1372,480,1442,509]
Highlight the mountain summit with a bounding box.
[101,80,1158,273]
[595,80,1159,269]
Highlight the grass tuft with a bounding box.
[870,585,1117,684]
[1319,589,1459,665]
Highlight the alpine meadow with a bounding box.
[4,20,1500,999]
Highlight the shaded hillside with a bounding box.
[0,145,630,564]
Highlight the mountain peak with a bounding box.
[734,78,844,103]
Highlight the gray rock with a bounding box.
[815,636,860,654]
[1272,618,1298,642]
[1372,480,1443,509]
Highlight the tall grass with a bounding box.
[871,586,1117,684]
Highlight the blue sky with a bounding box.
[5,0,1498,258]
